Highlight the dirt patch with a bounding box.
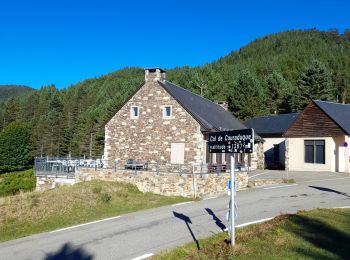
[248,179,282,188]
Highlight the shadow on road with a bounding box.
[286,213,350,259]
[45,243,93,260]
[205,208,226,231]
[309,186,350,198]
[173,211,200,250]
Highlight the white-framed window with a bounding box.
[163,105,172,119]
[304,140,325,164]
[130,106,140,119]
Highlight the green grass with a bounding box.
[0,180,190,242]
[155,208,350,259]
[283,178,296,184]
[0,169,35,196]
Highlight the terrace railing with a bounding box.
[34,157,249,178]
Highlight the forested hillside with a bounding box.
[0,85,34,102]
[0,29,349,162]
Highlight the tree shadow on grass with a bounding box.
[309,186,350,198]
[286,214,350,259]
[45,243,93,260]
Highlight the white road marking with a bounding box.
[50,216,121,233]
[249,171,269,179]
[298,176,350,184]
[203,196,217,200]
[334,206,350,209]
[235,217,274,228]
[305,171,337,177]
[131,253,154,260]
[263,184,298,190]
[172,201,193,207]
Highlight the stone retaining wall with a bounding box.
[75,168,248,198]
[35,168,248,198]
[36,176,75,192]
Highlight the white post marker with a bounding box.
[230,153,235,246]
[208,128,254,248]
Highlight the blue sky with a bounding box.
[0,0,349,89]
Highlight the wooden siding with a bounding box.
[284,102,345,137]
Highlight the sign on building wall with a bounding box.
[208,129,254,154]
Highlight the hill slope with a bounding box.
[0,29,349,157]
[0,85,34,102]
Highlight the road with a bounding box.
[1,173,350,260]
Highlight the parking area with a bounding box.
[248,169,349,183]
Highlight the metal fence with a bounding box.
[34,157,112,178]
[34,157,249,178]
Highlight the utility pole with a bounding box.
[230,153,235,246]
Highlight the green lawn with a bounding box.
[0,180,190,242]
[155,208,350,259]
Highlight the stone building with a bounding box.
[104,68,263,169]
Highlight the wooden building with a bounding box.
[284,100,350,173]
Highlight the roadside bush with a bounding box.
[92,186,102,194]
[0,169,35,196]
[101,192,112,203]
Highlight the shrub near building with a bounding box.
[0,169,36,196]
[0,121,33,173]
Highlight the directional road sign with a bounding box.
[208,128,254,154]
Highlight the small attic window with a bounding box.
[163,106,172,119]
[130,106,139,119]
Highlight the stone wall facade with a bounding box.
[246,142,264,170]
[75,168,248,198]
[104,68,265,169]
[104,73,204,165]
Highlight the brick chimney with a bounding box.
[144,68,166,82]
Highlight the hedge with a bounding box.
[0,169,36,196]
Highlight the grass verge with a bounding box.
[0,180,190,242]
[155,208,350,259]
[282,178,296,184]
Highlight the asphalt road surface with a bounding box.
[1,173,349,260]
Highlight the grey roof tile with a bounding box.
[245,113,300,135]
[160,81,247,132]
[313,100,350,135]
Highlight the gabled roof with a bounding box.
[159,81,247,132]
[245,113,300,136]
[313,100,350,135]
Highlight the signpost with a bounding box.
[208,128,254,247]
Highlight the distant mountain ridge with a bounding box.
[0,29,349,158]
[0,85,34,101]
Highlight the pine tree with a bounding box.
[332,71,348,103]
[0,122,32,173]
[229,69,268,121]
[265,71,292,113]
[295,59,335,110]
